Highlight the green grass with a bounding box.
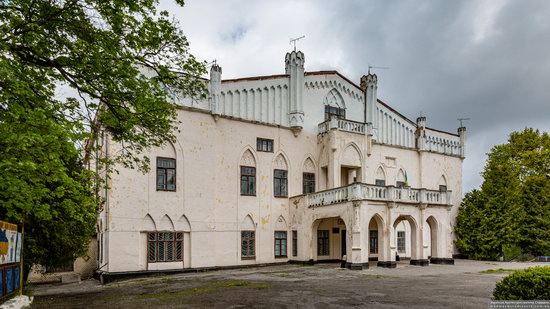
[479,268,515,274]
[137,280,270,300]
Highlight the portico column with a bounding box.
[411,204,429,266]
[378,202,396,268]
[347,201,368,270]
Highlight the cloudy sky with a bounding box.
[160,0,550,192]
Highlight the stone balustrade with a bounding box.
[318,118,367,135]
[304,183,451,208]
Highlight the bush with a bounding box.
[493,266,550,300]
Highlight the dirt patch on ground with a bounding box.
[30,260,550,309]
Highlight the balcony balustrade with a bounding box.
[303,183,451,208]
[318,118,366,135]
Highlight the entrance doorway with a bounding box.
[341,230,346,258]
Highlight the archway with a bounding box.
[311,217,347,264]
[393,215,427,266]
[368,214,392,267]
[426,216,439,259]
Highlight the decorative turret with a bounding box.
[416,115,427,150]
[285,51,305,134]
[416,115,426,129]
[458,126,466,158]
[361,73,378,137]
[209,63,222,119]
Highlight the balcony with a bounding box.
[302,183,452,208]
[318,118,367,135]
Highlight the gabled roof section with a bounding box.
[376,98,417,127]
[305,70,363,92]
[221,74,289,83]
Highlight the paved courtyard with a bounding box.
[31,260,549,308]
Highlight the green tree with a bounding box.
[0,0,205,273]
[455,128,550,260]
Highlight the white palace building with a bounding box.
[94,50,465,281]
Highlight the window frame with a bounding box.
[396,181,405,188]
[375,179,386,187]
[147,231,184,263]
[240,166,256,196]
[439,185,447,192]
[324,105,346,120]
[317,230,330,256]
[256,138,274,153]
[241,230,256,260]
[302,172,315,194]
[274,231,288,258]
[156,157,176,192]
[273,169,288,198]
[369,230,378,254]
[397,231,406,253]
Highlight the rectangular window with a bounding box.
[397,231,406,253]
[274,231,287,257]
[439,185,447,192]
[303,173,315,194]
[317,230,330,256]
[147,232,183,263]
[396,181,405,188]
[375,179,386,186]
[274,169,288,197]
[292,230,298,257]
[240,166,256,196]
[241,231,255,259]
[157,158,176,191]
[369,230,378,254]
[324,105,346,120]
[256,138,274,152]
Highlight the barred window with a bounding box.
[303,173,315,194]
[324,105,346,120]
[397,231,406,253]
[370,230,378,254]
[147,232,183,263]
[274,231,287,257]
[157,158,176,191]
[241,231,255,259]
[292,230,298,257]
[256,138,274,152]
[317,230,330,256]
[274,169,288,197]
[240,166,256,196]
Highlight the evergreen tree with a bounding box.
[455,128,550,259]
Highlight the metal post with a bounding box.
[19,223,23,296]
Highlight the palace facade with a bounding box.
[95,50,465,280]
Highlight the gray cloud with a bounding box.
[162,0,550,192]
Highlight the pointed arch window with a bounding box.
[157,157,176,191]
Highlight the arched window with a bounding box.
[303,157,316,194]
[273,154,288,197]
[240,149,256,196]
[396,169,407,188]
[375,166,386,186]
[439,175,448,192]
[323,89,346,120]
